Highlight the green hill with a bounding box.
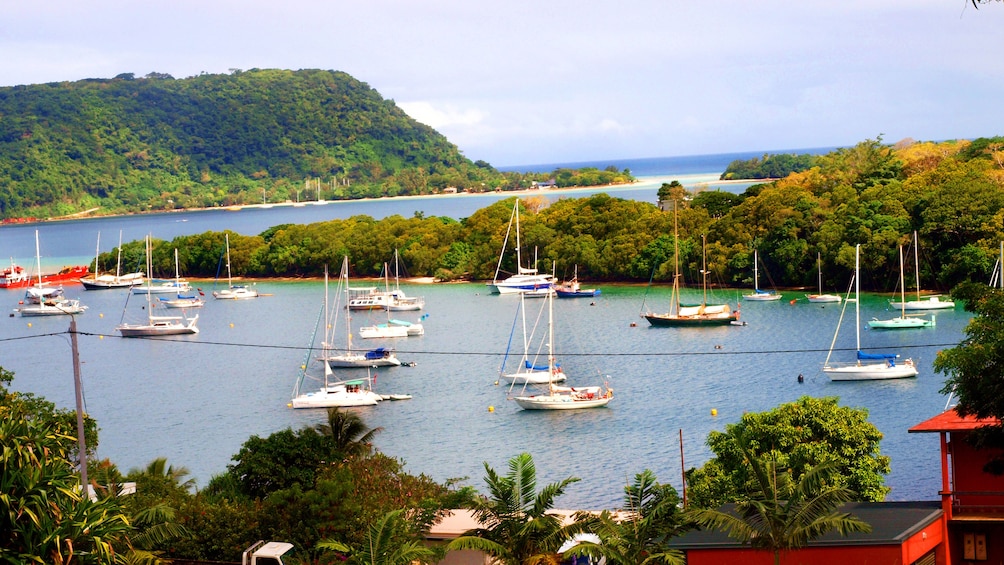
[0,69,498,218]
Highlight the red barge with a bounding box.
[0,260,89,289]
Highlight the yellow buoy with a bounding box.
[26,322,31,328]
[229,322,235,328]
[494,380,499,386]
[711,408,718,417]
[99,313,104,318]
[488,405,495,413]
[99,335,104,340]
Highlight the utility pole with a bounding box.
[69,316,88,491]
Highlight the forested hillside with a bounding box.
[0,69,594,218]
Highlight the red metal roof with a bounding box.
[909,408,1000,433]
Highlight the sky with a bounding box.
[2,1,1002,167]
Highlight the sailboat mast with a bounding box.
[898,246,906,318]
[343,257,353,353]
[34,230,42,286]
[854,244,861,352]
[753,249,759,291]
[514,201,522,273]
[116,231,123,278]
[817,252,823,294]
[225,233,232,287]
[672,202,680,315]
[547,267,557,394]
[701,235,708,307]
[93,232,101,277]
[913,231,921,300]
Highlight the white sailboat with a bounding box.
[387,249,424,311]
[487,200,554,295]
[320,258,402,368]
[743,248,782,301]
[889,231,954,311]
[868,245,934,330]
[806,252,842,303]
[290,293,385,408]
[213,233,258,299]
[512,283,612,410]
[15,230,88,317]
[79,231,145,290]
[158,249,205,309]
[116,236,198,337]
[823,244,918,381]
[498,291,568,385]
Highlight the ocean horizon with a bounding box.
[500,146,840,176]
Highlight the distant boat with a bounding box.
[79,231,145,290]
[868,245,934,330]
[823,244,918,381]
[212,233,259,300]
[487,200,554,295]
[15,230,87,317]
[555,265,600,298]
[319,258,402,368]
[1,258,88,290]
[511,282,612,410]
[806,252,841,303]
[742,248,781,301]
[157,248,205,309]
[642,202,739,327]
[889,231,954,311]
[116,236,198,337]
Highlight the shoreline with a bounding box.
[26,173,758,225]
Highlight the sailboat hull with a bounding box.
[889,298,955,310]
[514,394,612,410]
[644,312,738,327]
[824,362,918,381]
[868,316,935,330]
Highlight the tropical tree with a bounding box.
[685,396,891,508]
[318,509,436,565]
[445,452,586,565]
[687,428,872,565]
[566,470,687,565]
[316,406,384,458]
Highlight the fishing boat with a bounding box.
[868,245,934,330]
[157,249,205,309]
[499,290,568,385]
[642,203,739,327]
[487,200,554,295]
[742,249,781,301]
[806,252,842,303]
[212,233,258,300]
[511,286,612,410]
[1,259,88,289]
[889,231,955,311]
[555,265,600,298]
[15,231,88,317]
[823,244,918,381]
[79,231,145,290]
[319,258,402,368]
[116,236,199,336]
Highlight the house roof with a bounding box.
[669,501,943,549]
[909,408,1001,433]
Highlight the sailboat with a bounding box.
[79,231,145,290]
[15,230,88,317]
[158,249,205,309]
[642,202,739,327]
[320,258,402,368]
[742,249,781,301]
[213,233,258,299]
[555,265,600,298]
[499,290,568,385]
[116,236,199,336]
[346,252,425,311]
[387,249,425,311]
[806,252,841,303]
[822,244,918,381]
[487,200,554,295]
[868,245,934,330]
[511,284,612,410]
[889,231,954,310]
[289,289,385,408]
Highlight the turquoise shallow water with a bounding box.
[2,278,966,509]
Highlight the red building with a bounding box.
[909,409,1004,563]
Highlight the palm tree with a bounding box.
[315,406,384,458]
[687,429,872,565]
[566,470,686,565]
[445,452,585,565]
[318,509,436,565]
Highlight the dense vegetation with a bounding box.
[0,69,633,219]
[720,152,817,180]
[3,364,891,563]
[108,136,1004,295]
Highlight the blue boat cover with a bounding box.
[857,350,899,363]
[524,360,560,370]
[365,348,389,359]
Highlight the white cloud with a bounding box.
[397,101,486,129]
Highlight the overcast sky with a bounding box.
[2,1,1002,167]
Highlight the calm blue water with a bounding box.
[1,149,963,509]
